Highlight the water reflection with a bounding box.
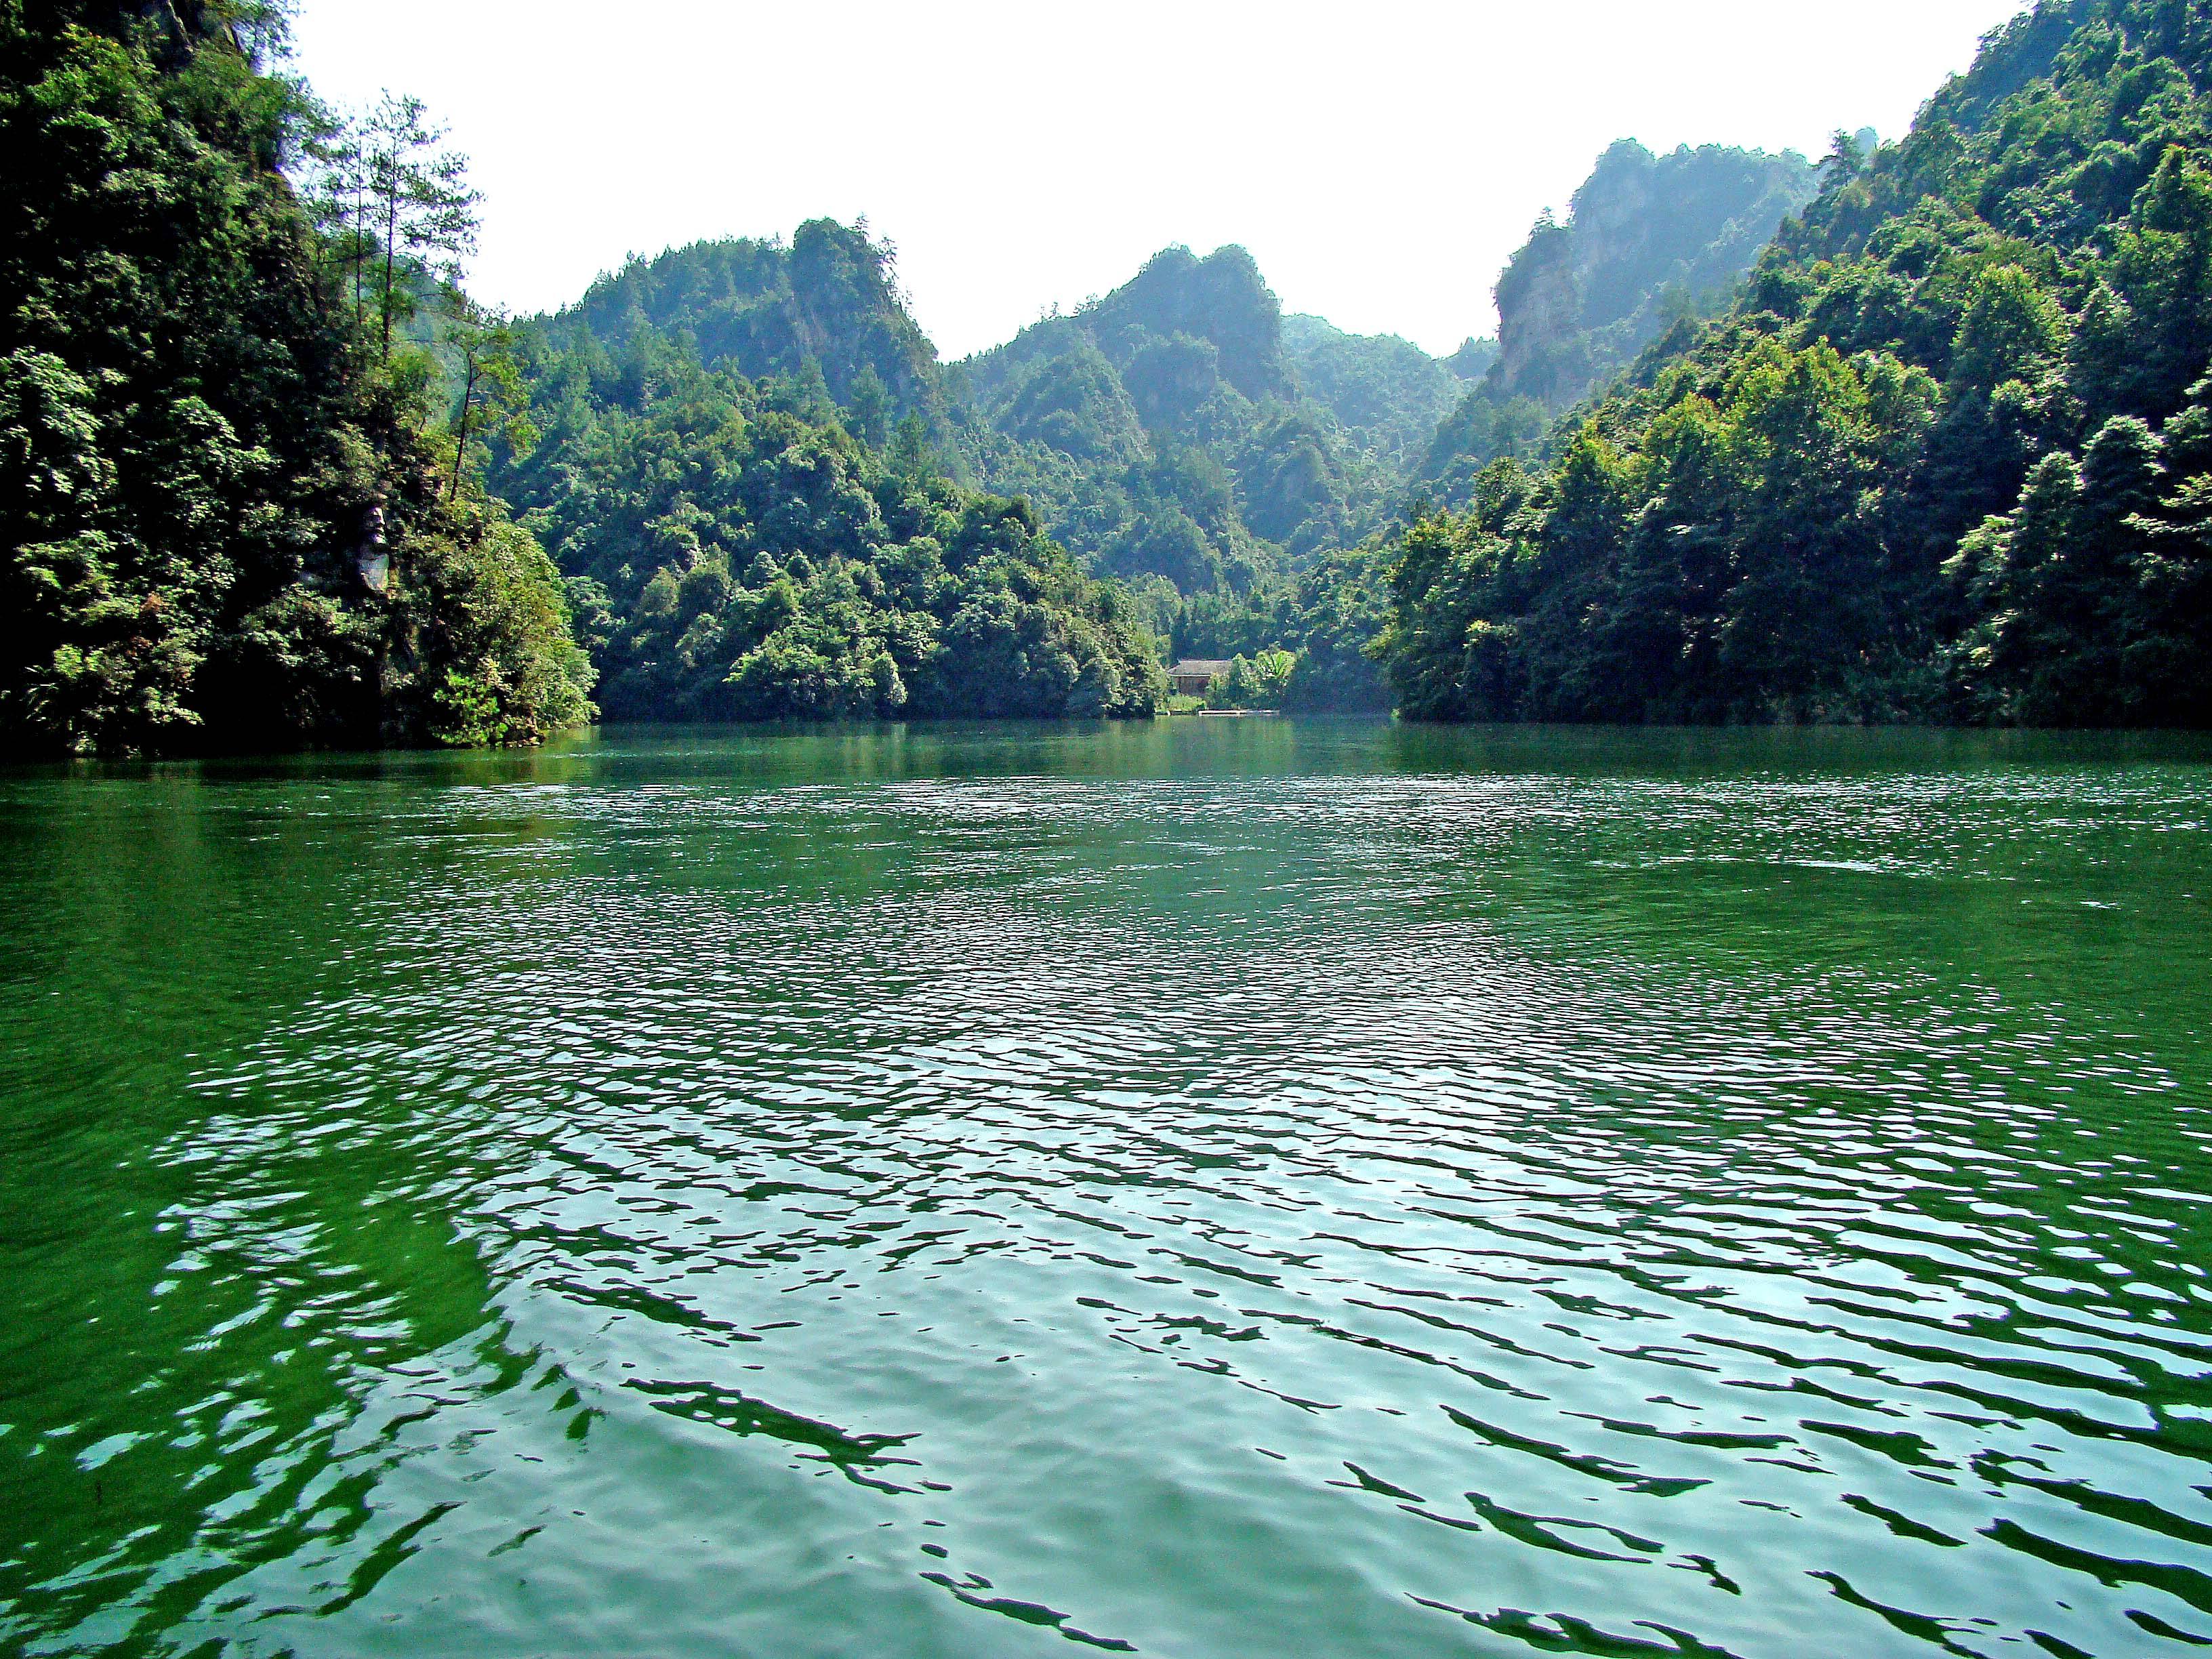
[1,722,2208,1658]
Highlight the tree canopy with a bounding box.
[1376,0,2212,729]
[0,0,592,756]
[13,0,2209,749]
[492,321,1166,722]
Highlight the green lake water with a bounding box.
[3,718,2211,1658]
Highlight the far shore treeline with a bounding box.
[3,0,2208,757]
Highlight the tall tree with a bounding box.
[445,300,536,501]
[356,93,479,358]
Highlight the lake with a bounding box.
[3,719,2210,1658]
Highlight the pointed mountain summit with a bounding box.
[1425,140,1821,496]
[556,220,948,425]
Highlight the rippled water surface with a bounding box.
[5,720,2212,1658]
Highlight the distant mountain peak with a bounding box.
[1488,140,1822,409]
[554,220,947,420]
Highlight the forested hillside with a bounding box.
[491,321,1166,722]
[543,233,1484,650]
[415,125,1890,726]
[954,247,1319,602]
[19,1,2205,747]
[527,149,1821,703]
[929,143,1818,680]
[1422,141,1823,501]
[549,223,949,438]
[1380,0,2212,728]
[0,1,592,757]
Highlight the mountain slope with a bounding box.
[954,246,1486,608]
[954,247,1311,595]
[517,135,1843,693]
[494,321,1164,722]
[1380,0,2212,728]
[1494,140,1826,404]
[1422,141,1822,498]
[556,221,948,432]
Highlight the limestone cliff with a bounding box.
[1490,140,1822,409]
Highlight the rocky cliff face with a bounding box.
[1493,218,1590,407]
[1488,140,1822,410]
[1418,140,1823,504]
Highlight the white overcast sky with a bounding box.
[287,1,2029,360]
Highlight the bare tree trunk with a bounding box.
[451,355,480,503]
[382,186,398,359]
[352,190,365,329]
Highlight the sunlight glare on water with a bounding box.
[2,720,2209,1658]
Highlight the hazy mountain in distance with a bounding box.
[1423,140,1824,498]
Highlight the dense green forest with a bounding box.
[1420,141,1824,502]
[557,236,1478,616]
[1378,0,2212,727]
[520,229,1495,703]
[0,0,1865,754]
[9,0,2209,751]
[546,223,950,440]
[0,0,592,757]
[954,247,1430,594]
[544,150,1812,709]
[491,322,1165,721]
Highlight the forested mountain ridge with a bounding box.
[952,246,1322,600]
[0,0,593,757]
[1380,0,2212,729]
[534,157,1820,655]
[491,321,1166,722]
[477,136,1860,722]
[20,2,2209,749]
[1422,141,1824,499]
[549,234,1493,621]
[550,223,949,438]
[1493,142,1826,406]
[950,247,1505,641]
